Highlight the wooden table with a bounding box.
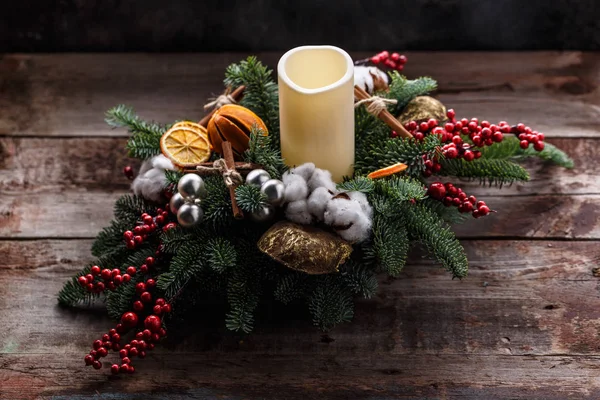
[1,52,599,399]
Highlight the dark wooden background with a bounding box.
[1,51,600,399]
[2,0,600,52]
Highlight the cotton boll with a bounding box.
[282,173,309,202]
[347,191,373,219]
[285,200,313,225]
[137,158,154,176]
[290,162,316,181]
[323,197,364,228]
[307,168,337,193]
[335,212,372,243]
[151,154,175,171]
[354,66,389,93]
[307,187,334,221]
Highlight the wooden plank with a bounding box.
[1,189,598,239]
[1,240,600,399]
[1,53,599,138]
[0,136,590,195]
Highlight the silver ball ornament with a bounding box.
[246,169,271,187]
[177,204,204,228]
[260,179,285,206]
[177,174,207,199]
[249,205,275,223]
[169,193,186,214]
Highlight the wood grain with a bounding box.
[1,52,599,138]
[1,240,600,399]
[0,52,599,399]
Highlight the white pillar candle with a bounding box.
[278,45,355,182]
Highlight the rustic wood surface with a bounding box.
[1,52,599,399]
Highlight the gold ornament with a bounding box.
[257,221,353,275]
[207,104,268,159]
[397,96,447,126]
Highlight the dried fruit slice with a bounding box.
[367,162,408,179]
[160,124,211,167]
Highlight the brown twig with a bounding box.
[184,162,262,176]
[198,85,246,127]
[222,142,244,219]
[354,85,413,139]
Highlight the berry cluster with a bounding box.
[77,256,157,294]
[428,182,491,218]
[370,51,407,72]
[123,165,134,180]
[513,123,545,151]
[83,278,170,374]
[123,209,171,249]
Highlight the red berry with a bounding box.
[452,136,463,145]
[133,301,144,312]
[155,215,165,225]
[481,127,491,138]
[111,364,120,374]
[112,342,120,351]
[446,109,456,120]
[146,278,156,288]
[136,331,144,340]
[140,291,152,303]
[428,182,446,200]
[137,340,147,350]
[151,333,161,342]
[516,123,525,132]
[126,240,136,249]
[370,55,381,64]
[97,347,108,358]
[380,51,390,59]
[121,312,139,328]
[478,205,490,216]
[90,265,101,276]
[101,269,111,280]
[93,340,103,350]
[144,315,162,332]
[113,275,122,285]
[408,121,417,130]
[534,141,545,151]
[123,166,134,180]
[111,333,121,343]
[119,349,128,358]
[139,264,149,273]
[133,226,143,235]
[134,235,143,244]
[162,304,172,314]
[143,215,153,225]
[135,282,146,294]
[432,163,442,173]
[427,119,438,128]
[445,147,458,159]
[452,198,461,206]
[122,273,131,283]
[78,276,88,287]
[128,365,135,374]
[145,257,155,266]
[85,274,94,283]
[122,357,131,365]
[419,122,429,131]
[92,360,102,370]
[520,140,529,149]
[444,122,455,132]
[129,347,139,357]
[126,266,137,276]
[153,305,162,315]
[120,364,129,373]
[472,135,482,146]
[84,354,94,365]
[384,59,396,69]
[468,121,478,131]
[414,132,424,141]
[123,230,134,241]
[492,132,503,142]
[111,268,120,278]
[398,54,408,64]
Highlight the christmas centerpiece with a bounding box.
[58,47,573,375]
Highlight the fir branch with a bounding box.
[478,137,574,168]
[273,272,309,304]
[235,184,269,213]
[91,219,129,257]
[157,242,205,298]
[106,282,137,320]
[205,237,237,274]
[226,265,261,333]
[387,73,438,115]
[308,276,354,331]
[224,57,280,148]
[440,158,529,186]
[244,128,287,179]
[202,175,234,230]
[424,198,467,224]
[371,211,410,277]
[375,176,428,202]
[106,105,168,160]
[340,261,378,299]
[114,194,156,226]
[337,176,376,193]
[159,226,194,254]
[165,170,184,189]
[401,202,468,278]
[57,266,99,307]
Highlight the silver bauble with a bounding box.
[260,179,285,206]
[177,174,207,199]
[246,169,271,187]
[177,204,204,228]
[249,205,275,223]
[169,193,186,214]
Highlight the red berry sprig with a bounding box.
[123,209,171,250]
[428,182,492,218]
[370,50,408,72]
[83,278,171,374]
[77,256,157,294]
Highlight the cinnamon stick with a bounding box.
[184,162,262,176]
[199,85,246,127]
[222,142,244,219]
[354,86,413,139]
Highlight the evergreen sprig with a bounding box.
[106,105,167,159]
[478,136,574,168]
[309,277,354,331]
[387,73,438,114]
[440,158,530,186]
[235,184,269,213]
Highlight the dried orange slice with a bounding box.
[160,124,211,167]
[367,162,408,179]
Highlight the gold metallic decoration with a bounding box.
[398,96,447,126]
[258,221,353,275]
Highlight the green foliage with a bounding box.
[106,282,137,320]
[205,237,237,273]
[308,277,354,331]
[375,176,428,202]
[202,175,234,230]
[106,105,167,159]
[341,261,378,299]
[440,158,529,186]
[424,198,467,224]
[244,128,288,179]
[337,176,376,193]
[401,202,468,278]
[157,241,205,298]
[226,263,261,333]
[371,212,410,277]
[387,73,438,114]
[479,136,574,168]
[225,57,280,148]
[165,170,184,189]
[235,184,269,213]
[273,272,309,304]
[114,195,156,226]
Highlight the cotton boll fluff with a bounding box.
[285,200,313,225]
[324,195,373,243]
[307,168,337,193]
[289,162,316,181]
[307,187,335,221]
[347,191,373,219]
[282,172,309,202]
[132,154,176,202]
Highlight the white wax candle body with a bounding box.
[278,46,355,182]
